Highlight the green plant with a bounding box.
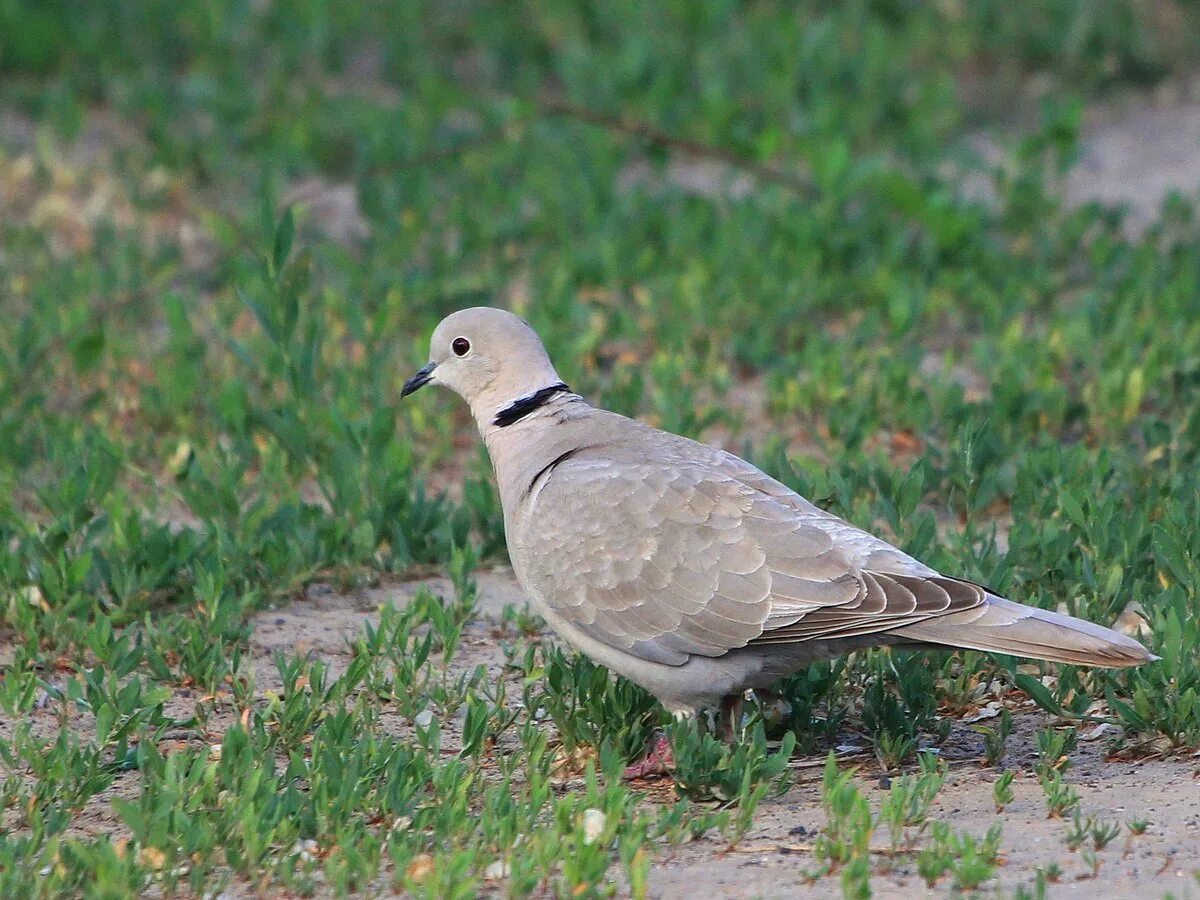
[813,754,873,875]
[916,821,1003,889]
[1035,726,1078,775]
[859,652,947,770]
[976,707,1014,766]
[774,659,848,753]
[993,770,1016,812]
[1091,818,1121,852]
[1039,771,1080,820]
[1035,726,1080,818]
[877,752,947,851]
[1014,869,1049,900]
[529,646,662,763]
[669,720,795,818]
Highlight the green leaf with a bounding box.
[1012,672,1069,718]
[273,206,295,274]
[111,797,145,843]
[70,330,106,372]
[236,286,279,344]
[1153,526,1193,590]
[1104,684,1148,732]
[1058,490,1087,531]
[95,703,115,745]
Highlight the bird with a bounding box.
[402,307,1154,774]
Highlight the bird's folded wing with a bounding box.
[518,452,983,666]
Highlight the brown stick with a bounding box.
[535,95,817,199]
[353,89,816,201]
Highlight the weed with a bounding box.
[1014,869,1049,900]
[976,707,1014,766]
[1065,816,1118,854]
[877,752,947,851]
[774,659,848,753]
[497,601,545,639]
[917,820,1003,889]
[653,800,729,846]
[1035,726,1081,818]
[1035,726,1078,775]
[813,754,874,875]
[1039,770,1081,820]
[859,651,947,770]
[1064,813,1089,851]
[993,770,1016,812]
[529,645,662,763]
[1092,819,1121,851]
[669,720,795,833]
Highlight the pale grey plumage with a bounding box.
[404,307,1154,715]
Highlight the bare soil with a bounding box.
[45,569,1193,898]
[387,572,1200,898]
[343,573,1191,897]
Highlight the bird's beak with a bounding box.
[401,361,437,397]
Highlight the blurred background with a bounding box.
[2,0,1199,729]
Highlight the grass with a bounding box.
[2,0,1200,894]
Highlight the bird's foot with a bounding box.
[622,731,674,780]
[716,692,745,742]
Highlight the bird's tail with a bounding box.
[891,596,1155,667]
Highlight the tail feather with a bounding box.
[892,596,1155,668]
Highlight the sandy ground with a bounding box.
[224,573,1200,897]
[1062,91,1200,231]
[26,568,1195,896]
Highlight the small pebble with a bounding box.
[582,809,606,845]
[484,859,510,880]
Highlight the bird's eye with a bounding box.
[452,337,470,357]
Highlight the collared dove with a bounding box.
[403,307,1153,748]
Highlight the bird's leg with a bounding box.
[621,730,674,780]
[750,687,791,725]
[623,707,694,781]
[716,692,744,742]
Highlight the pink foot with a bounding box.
[622,732,674,780]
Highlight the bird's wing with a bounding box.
[515,447,981,666]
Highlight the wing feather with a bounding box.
[514,444,988,665]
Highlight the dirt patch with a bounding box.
[229,572,1200,895]
[0,107,215,267]
[613,78,1200,239]
[965,80,1200,233]
[1063,97,1200,231]
[248,570,1200,897]
[284,177,371,247]
[650,727,1200,898]
[247,569,531,692]
[8,567,1195,896]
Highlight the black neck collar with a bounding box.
[493,382,572,427]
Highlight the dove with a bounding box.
[402,307,1154,773]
